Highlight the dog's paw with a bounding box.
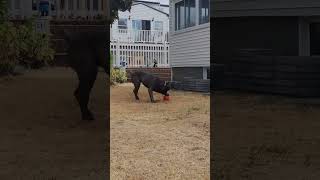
[82,111,95,121]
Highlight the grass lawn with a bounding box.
[0,68,108,180]
[213,91,320,179]
[111,83,210,180]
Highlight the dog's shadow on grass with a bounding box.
[133,99,162,103]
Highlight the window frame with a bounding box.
[175,0,197,31]
[14,0,21,10]
[154,21,164,31]
[32,0,37,11]
[175,0,185,31]
[68,0,74,10]
[185,0,196,28]
[60,0,65,10]
[199,0,209,25]
[86,0,90,10]
[93,0,99,11]
[118,18,128,30]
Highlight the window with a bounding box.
[175,0,196,30]
[186,0,196,27]
[51,0,57,11]
[175,1,184,30]
[118,18,128,29]
[14,0,21,10]
[60,0,65,10]
[86,0,90,10]
[199,0,209,24]
[32,0,37,10]
[101,0,104,10]
[132,20,142,30]
[154,21,163,31]
[68,0,74,10]
[77,0,80,9]
[93,0,98,10]
[310,23,320,56]
[142,20,151,30]
[7,0,12,10]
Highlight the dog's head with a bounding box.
[161,81,171,96]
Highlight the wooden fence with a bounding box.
[213,54,320,97]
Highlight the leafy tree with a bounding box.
[0,0,6,23]
[110,0,133,22]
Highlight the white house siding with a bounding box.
[170,23,210,67]
[112,4,169,32]
[169,0,210,68]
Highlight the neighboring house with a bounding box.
[212,1,320,58]
[7,0,108,20]
[212,1,320,96]
[110,0,170,68]
[169,0,210,90]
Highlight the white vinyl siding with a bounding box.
[170,23,210,67]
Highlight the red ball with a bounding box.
[163,95,170,101]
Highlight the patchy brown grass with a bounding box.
[213,91,320,180]
[110,83,210,180]
[0,68,108,180]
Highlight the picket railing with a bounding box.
[110,42,170,68]
[111,29,169,44]
[34,17,50,34]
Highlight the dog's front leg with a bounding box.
[148,88,155,103]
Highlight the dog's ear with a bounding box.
[164,81,171,88]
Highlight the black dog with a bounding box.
[63,30,109,121]
[130,71,170,103]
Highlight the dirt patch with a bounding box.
[0,68,108,180]
[110,84,210,180]
[213,91,320,180]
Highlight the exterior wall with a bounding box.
[172,67,203,81]
[133,0,169,14]
[213,16,300,64]
[111,4,169,33]
[126,68,171,81]
[212,0,320,17]
[7,0,35,19]
[169,0,210,68]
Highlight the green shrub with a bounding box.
[16,20,55,69]
[111,68,127,84]
[0,0,7,23]
[0,22,19,75]
[110,51,113,69]
[0,18,55,74]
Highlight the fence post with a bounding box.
[116,40,120,67]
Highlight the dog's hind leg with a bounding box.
[74,68,97,121]
[148,88,155,103]
[133,82,140,100]
[131,74,141,100]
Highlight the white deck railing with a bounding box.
[111,29,169,44]
[110,42,170,68]
[34,17,50,34]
